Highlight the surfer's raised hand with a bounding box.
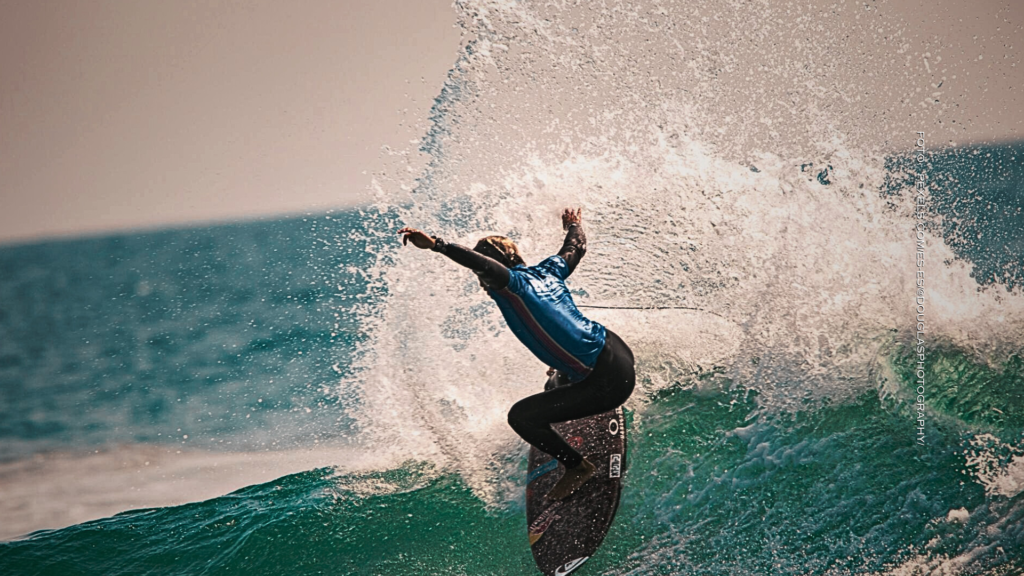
[561,207,582,230]
[397,227,436,250]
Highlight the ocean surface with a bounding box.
[3,2,1024,575]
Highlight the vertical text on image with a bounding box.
[914,132,927,446]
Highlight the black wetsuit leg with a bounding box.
[506,328,636,468]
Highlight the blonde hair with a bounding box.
[473,235,525,268]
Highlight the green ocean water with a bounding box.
[2,345,1022,575]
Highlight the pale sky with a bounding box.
[1,0,1020,245]
[0,0,461,244]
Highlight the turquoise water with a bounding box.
[0,214,374,462]
[2,354,1022,574]
[3,1,1024,574]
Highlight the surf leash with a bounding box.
[577,304,728,320]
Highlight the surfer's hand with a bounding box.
[398,227,436,250]
[561,207,582,230]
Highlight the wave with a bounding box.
[0,443,391,542]
[4,345,1022,574]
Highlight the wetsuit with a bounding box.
[432,224,636,468]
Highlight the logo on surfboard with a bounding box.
[609,408,623,435]
[608,418,619,435]
[528,501,563,545]
[609,453,621,478]
[554,556,590,575]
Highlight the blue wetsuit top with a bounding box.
[488,256,606,382]
[432,223,606,382]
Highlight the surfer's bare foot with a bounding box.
[547,458,596,500]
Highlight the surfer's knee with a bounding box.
[507,404,523,429]
[507,401,532,432]
[621,373,636,402]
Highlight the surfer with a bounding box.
[398,208,636,500]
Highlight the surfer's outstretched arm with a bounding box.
[557,208,586,276]
[397,227,510,289]
[435,242,510,288]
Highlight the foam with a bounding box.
[964,433,1024,499]
[341,0,1024,508]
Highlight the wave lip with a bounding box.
[0,443,382,541]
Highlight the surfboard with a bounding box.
[525,372,627,576]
